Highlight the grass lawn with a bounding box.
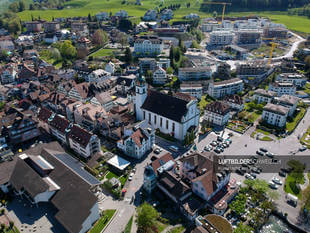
[250,131,256,138]
[286,107,306,133]
[101,145,109,152]
[4,226,20,233]
[260,136,273,141]
[106,171,120,180]
[301,126,310,148]
[90,209,116,233]
[119,175,128,186]
[90,48,116,57]
[248,111,260,123]
[122,216,133,233]
[157,221,168,233]
[169,225,185,233]
[256,129,270,136]
[284,174,304,199]
[198,95,213,111]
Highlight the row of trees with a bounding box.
[288,4,310,17]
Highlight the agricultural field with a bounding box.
[16,0,310,34]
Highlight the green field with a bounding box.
[16,0,310,34]
[90,48,116,57]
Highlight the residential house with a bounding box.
[90,92,114,111]
[204,101,230,126]
[116,75,136,95]
[268,82,296,97]
[117,123,155,159]
[0,142,101,233]
[86,69,111,83]
[178,67,212,81]
[134,36,164,56]
[253,89,276,104]
[143,10,157,21]
[96,12,109,21]
[0,64,17,84]
[115,10,128,18]
[207,78,244,99]
[44,33,58,44]
[153,66,167,85]
[262,103,289,127]
[222,95,244,112]
[160,9,173,20]
[135,76,200,141]
[48,114,70,144]
[68,124,101,158]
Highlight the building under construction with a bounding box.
[236,29,262,49]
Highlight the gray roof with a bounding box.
[263,103,289,115]
[276,94,299,106]
[254,88,276,97]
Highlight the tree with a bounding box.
[77,47,89,59]
[118,32,128,48]
[166,67,174,75]
[7,19,21,34]
[92,29,109,47]
[302,185,310,211]
[9,2,19,12]
[88,13,92,22]
[169,46,174,61]
[124,47,133,64]
[54,40,77,59]
[229,193,246,216]
[18,1,25,12]
[136,202,159,233]
[234,223,253,233]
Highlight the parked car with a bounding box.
[154,147,161,154]
[266,152,274,158]
[217,136,223,142]
[250,173,257,179]
[128,172,134,181]
[245,173,254,180]
[256,150,264,156]
[204,145,212,151]
[214,148,221,153]
[211,141,217,147]
[272,177,282,185]
[279,171,286,177]
[169,145,179,152]
[299,145,307,151]
[236,168,245,175]
[269,181,278,189]
[260,147,268,153]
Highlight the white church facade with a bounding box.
[134,76,200,141]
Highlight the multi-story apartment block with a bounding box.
[134,36,164,56]
[180,83,203,100]
[263,27,287,39]
[236,29,262,48]
[275,73,307,88]
[223,94,244,112]
[0,64,17,84]
[86,69,111,83]
[253,89,276,104]
[236,62,269,80]
[48,114,70,144]
[207,78,244,99]
[25,21,42,32]
[262,103,289,127]
[201,21,220,32]
[178,67,212,81]
[43,21,60,33]
[268,82,296,96]
[274,95,299,117]
[209,30,234,46]
[71,22,89,37]
[204,101,230,126]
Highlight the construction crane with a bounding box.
[201,1,232,23]
[262,37,278,65]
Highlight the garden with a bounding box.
[284,160,305,199]
[226,120,251,134]
[301,126,310,148]
[89,209,116,233]
[102,170,129,199]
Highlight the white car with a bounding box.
[272,177,282,185]
[245,173,254,180]
[128,172,134,181]
[269,181,279,189]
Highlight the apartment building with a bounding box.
[180,83,203,100]
[253,89,276,104]
[236,29,262,48]
[86,69,111,83]
[207,78,244,99]
[274,95,299,117]
[25,21,42,32]
[262,103,289,128]
[223,94,244,112]
[201,21,220,32]
[275,73,307,88]
[134,36,164,56]
[43,21,60,33]
[178,67,212,81]
[153,66,167,85]
[268,82,296,96]
[204,101,230,126]
[209,30,234,46]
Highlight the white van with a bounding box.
[169,145,179,152]
[286,193,298,207]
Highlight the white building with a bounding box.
[44,34,58,44]
[253,89,276,104]
[208,78,244,99]
[180,84,203,100]
[135,76,200,141]
[204,101,230,126]
[275,73,307,88]
[115,10,128,18]
[178,67,212,81]
[262,103,289,127]
[209,30,234,46]
[68,125,101,158]
[86,69,111,83]
[105,62,115,75]
[96,12,109,21]
[0,65,17,84]
[201,21,220,32]
[185,13,200,20]
[274,95,299,117]
[117,124,155,159]
[134,36,164,56]
[268,82,296,97]
[153,66,167,85]
[223,94,244,112]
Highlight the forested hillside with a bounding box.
[289,4,310,17]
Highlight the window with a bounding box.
[143,111,145,120]
[172,122,175,132]
[154,115,157,124]
[160,117,162,127]
[149,113,151,124]
[166,120,169,129]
